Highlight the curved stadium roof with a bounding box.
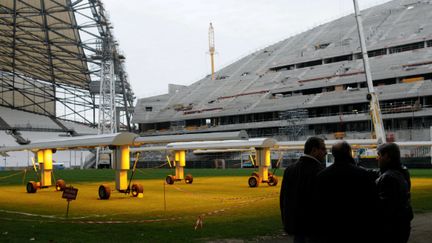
[0,0,90,89]
[0,0,134,128]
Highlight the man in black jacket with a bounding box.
[376,143,413,243]
[314,141,379,243]
[280,137,327,243]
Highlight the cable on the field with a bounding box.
[0,170,24,181]
[0,191,279,224]
[153,162,168,169]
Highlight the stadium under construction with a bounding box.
[1,0,432,168]
[135,0,432,144]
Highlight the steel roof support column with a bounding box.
[12,0,17,107]
[40,0,57,115]
[117,64,132,131]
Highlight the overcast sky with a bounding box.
[102,0,391,99]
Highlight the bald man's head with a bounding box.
[331,141,353,163]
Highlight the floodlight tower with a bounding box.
[94,1,117,168]
[98,38,117,135]
[209,23,216,80]
[96,2,117,135]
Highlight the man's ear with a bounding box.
[309,147,317,156]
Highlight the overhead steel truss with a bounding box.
[0,0,134,130]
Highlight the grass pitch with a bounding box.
[0,168,281,242]
[0,168,431,242]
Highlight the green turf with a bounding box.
[409,169,432,178]
[0,168,283,242]
[0,168,283,186]
[410,169,432,213]
[0,212,281,242]
[0,168,430,242]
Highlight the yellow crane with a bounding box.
[353,0,386,145]
[209,22,215,80]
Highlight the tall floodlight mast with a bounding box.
[98,35,117,134]
[209,23,216,80]
[353,0,386,145]
[90,0,117,135]
[92,1,117,168]
[89,0,133,134]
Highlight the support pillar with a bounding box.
[114,146,130,191]
[256,148,271,182]
[175,150,186,180]
[39,150,53,187]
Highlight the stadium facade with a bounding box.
[133,0,432,143]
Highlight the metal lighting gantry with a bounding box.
[0,0,134,131]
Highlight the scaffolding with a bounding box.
[0,0,134,131]
[279,109,308,140]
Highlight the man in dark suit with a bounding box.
[280,137,327,243]
[314,141,378,243]
[376,142,413,243]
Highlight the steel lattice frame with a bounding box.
[97,37,116,134]
[0,0,134,130]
